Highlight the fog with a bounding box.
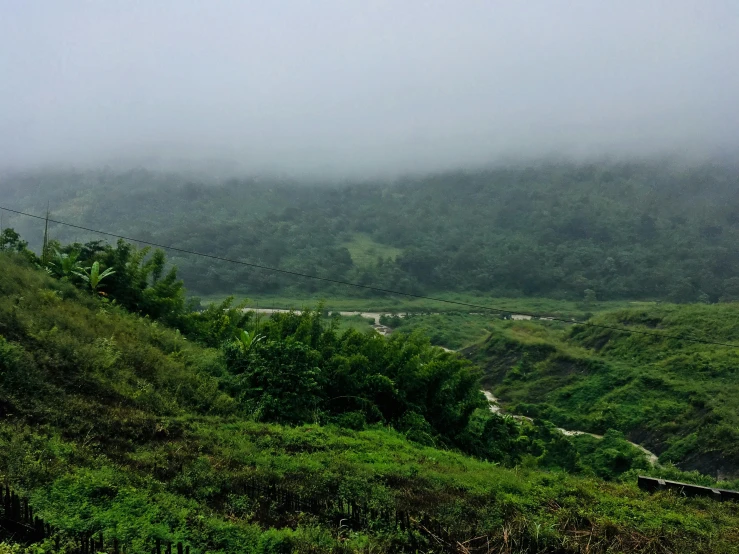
[1,1,738,176]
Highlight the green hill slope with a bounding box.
[2,254,739,552]
[465,304,739,478]
[3,160,739,301]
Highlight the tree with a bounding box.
[177,296,251,347]
[0,228,28,253]
[667,278,696,303]
[720,277,739,302]
[235,329,264,354]
[583,289,597,308]
[232,339,322,424]
[49,249,84,280]
[75,261,115,291]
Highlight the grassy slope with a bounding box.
[382,313,498,350]
[465,305,739,478]
[2,255,739,553]
[342,233,403,266]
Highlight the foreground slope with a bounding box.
[1,255,739,553]
[466,305,739,478]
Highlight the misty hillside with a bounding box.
[3,161,739,302]
[4,3,739,553]
[2,249,739,553]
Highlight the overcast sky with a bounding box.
[1,1,738,176]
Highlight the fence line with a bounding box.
[8,475,736,554]
[1,483,194,554]
[236,478,480,551]
[638,475,739,501]
[1,479,492,553]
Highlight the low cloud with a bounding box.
[1,1,738,176]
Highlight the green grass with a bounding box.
[3,254,739,553]
[14,417,739,553]
[326,313,376,334]
[341,233,403,266]
[466,304,739,478]
[385,312,498,350]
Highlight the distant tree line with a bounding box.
[3,160,739,302]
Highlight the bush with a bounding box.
[256,528,296,554]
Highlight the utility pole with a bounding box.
[42,202,50,264]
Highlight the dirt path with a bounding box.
[482,390,659,465]
[246,307,383,322]
[245,308,393,335]
[244,307,561,326]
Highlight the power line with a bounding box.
[1,204,738,349]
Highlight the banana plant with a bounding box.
[74,261,115,291]
[50,249,84,280]
[236,329,264,353]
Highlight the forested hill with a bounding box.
[3,160,739,301]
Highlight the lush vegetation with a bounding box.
[465,305,739,479]
[2,240,739,553]
[379,312,496,351]
[3,160,739,302]
[202,291,638,318]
